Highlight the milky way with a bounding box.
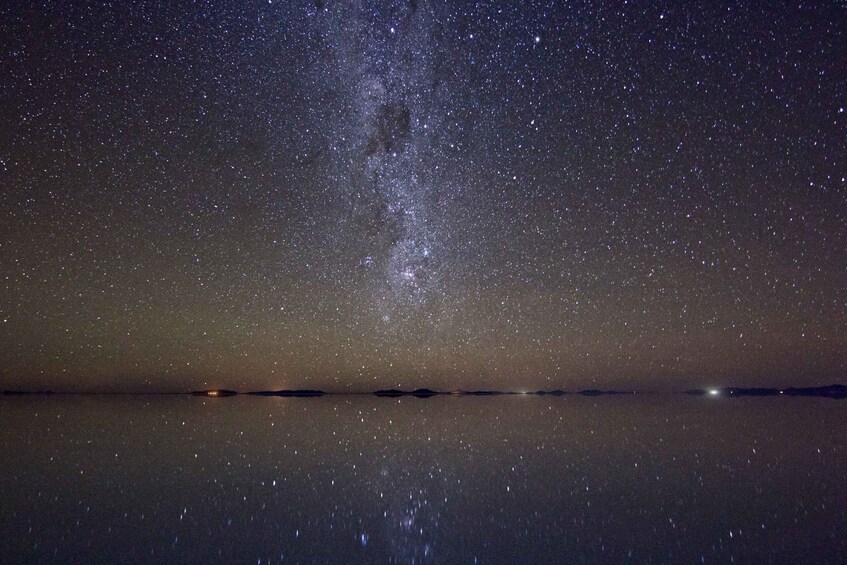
[323,2,450,319]
[0,1,844,391]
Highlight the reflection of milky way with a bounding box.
[380,467,443,562]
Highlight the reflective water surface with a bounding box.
[1,395,845,563]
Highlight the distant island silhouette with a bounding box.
[374,388,439,397]
[248,390,326,397]
[3,384,845,398]
[191,389,238,397]
[686,384,847,399]
[574,389,634,396]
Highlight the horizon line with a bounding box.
[3,383,846,398]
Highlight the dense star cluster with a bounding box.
[0,1,844,391]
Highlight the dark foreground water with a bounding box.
[1,395,845,563]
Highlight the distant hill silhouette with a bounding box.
[191,390,237,397]
[686,384,846,399]
[783,384,847,398]
[248,390,326,397]
[725,387,781,396]
[373,389,439,397]
[373,389,405,397]
[578,389,634,396]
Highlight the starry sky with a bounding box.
[1,1,844,392]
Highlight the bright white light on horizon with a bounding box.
[708,388,720,396]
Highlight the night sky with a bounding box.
[1,1,844,392]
